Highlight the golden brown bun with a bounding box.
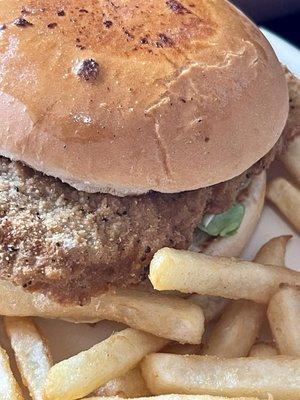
[190,172,266,257]
[0,1,288,195]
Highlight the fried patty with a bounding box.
[0,72,298,304]
[0,140,283,304]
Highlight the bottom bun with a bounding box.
[190,172,266,258]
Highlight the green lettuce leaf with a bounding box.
[199,203,245,237]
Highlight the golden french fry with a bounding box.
[4,317,52,400]
[254,235,292,266]
[192,235,289,339]
[141,353,300,400]
[93,367,150,398]
[189,295,228,323]
[0,281,203,344]
[149,248,300,303]
[268,285,300,356]
[248,342,278,357]
[267,178,300,232]
[44,328,167,400]
[0,346,24,400]
[86,395,262,400]
[282,135,300,183]
[253,236,290,344]
[162,343,201,356]
[203,300,265,357]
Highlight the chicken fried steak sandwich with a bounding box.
[0,0,293,303]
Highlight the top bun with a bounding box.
[0,0,288,195]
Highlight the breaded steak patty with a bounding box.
[0,132,288,303]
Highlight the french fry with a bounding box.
[93,367,150,398]
[203,300,265,357]
[190,236,289,331]
[281,135,300,183]
[248,342,278,357]
[141,353,300,400]
[267,178,300,232]
[86,395,262,400]
[0,346,24,400]
[267,285,300,356]
[254,235,291,266]
[189,295,228,323]
[0,281,204,344]
[4,317,52,400]
[149,248,300,303]
[253,236,290,344]
[44,328,167,400]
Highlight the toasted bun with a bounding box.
[0,1,288,195]
[191,171,266,257]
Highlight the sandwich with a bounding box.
[0,0,296,304]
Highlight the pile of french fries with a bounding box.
[0,233,300,400]
[0,70,299,400]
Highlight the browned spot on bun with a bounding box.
[73,59,100,81]
[156,33,174,48]
[166,0,191,14]
[103,19,113,28]
[13,17,33,27]
[47,22,57,29]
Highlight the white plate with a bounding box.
[0,30,299,393]
[260,28,300,77]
